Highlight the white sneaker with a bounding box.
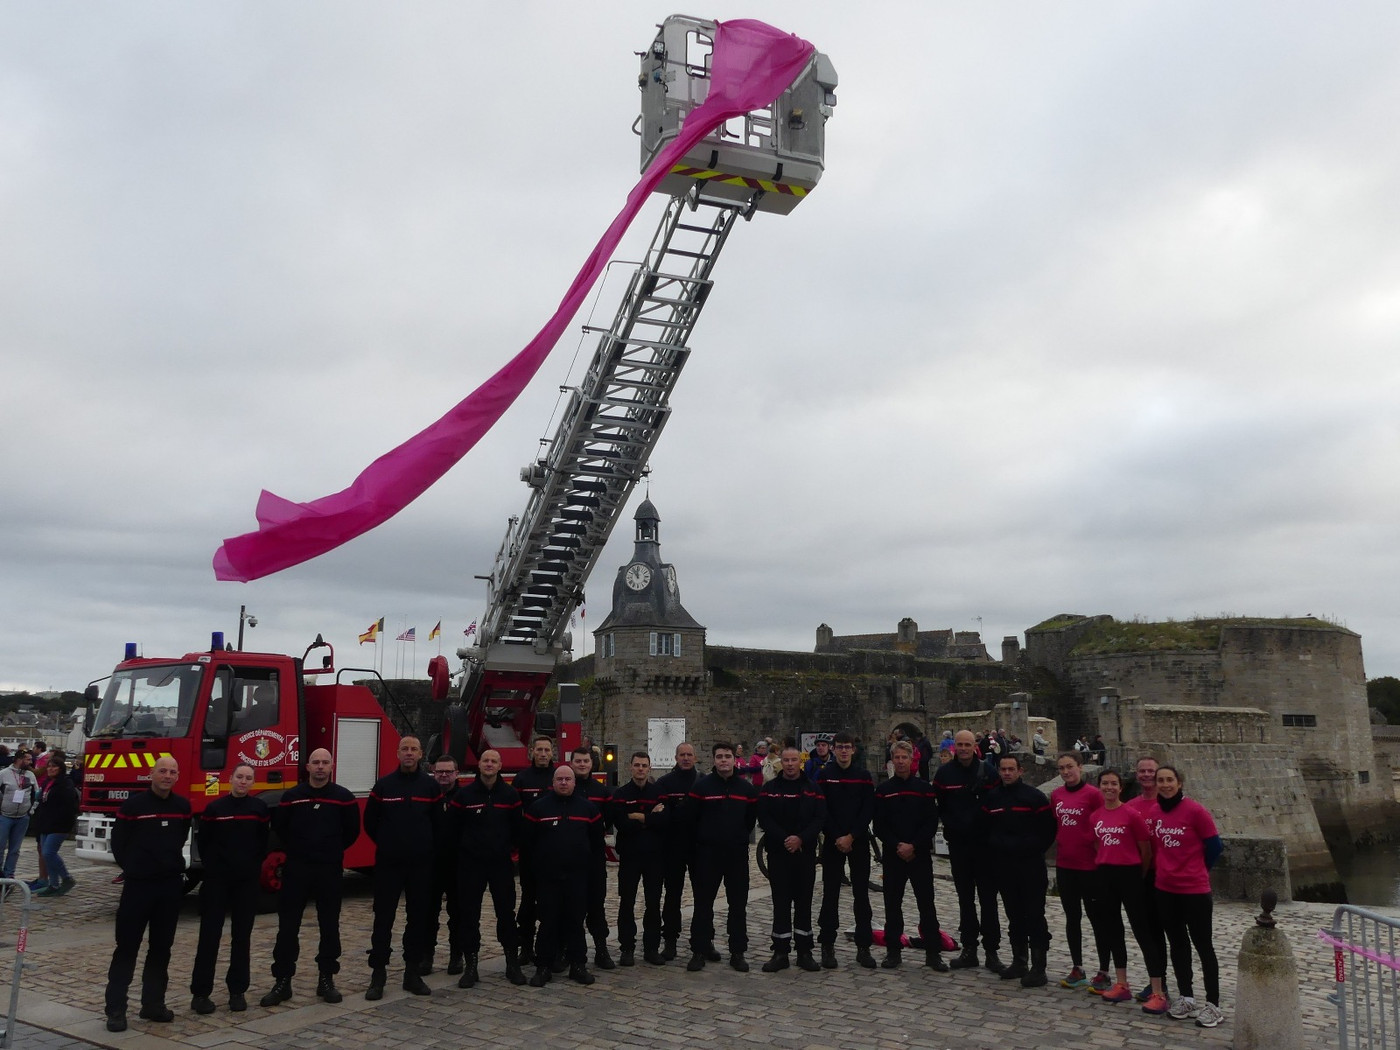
[1195,1003,1225,1028]
[1168,996,1200,1020]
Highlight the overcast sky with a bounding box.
[4,2,1399,693]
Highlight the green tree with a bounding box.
[1367,677,1400,725]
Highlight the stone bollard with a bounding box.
[1234,890,1304,1050]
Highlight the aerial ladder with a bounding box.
[433,16,838,773]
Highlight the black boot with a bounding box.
[419,951,434,976]
[316,973,343,1004]
[761,949,790,973]
[365,967,386,1001]
[504,950,527,987]
[447,951,464,976]
[550,950,568,975]
[457,953,480,989]
[729,952,749,972]
[999,953,1027,981]
[855,947,877,969]
[619,947,636,967]
[1021,947,1048,988]
[685,953,706,972]
[796,949,821,972]
[644,947,666,965]
[925,949,949,972]
[259,978,293,1007]
[949,946,979,970]
[593,941,616,970]
[569,962,596,986]
[190,995,216,1015]
[821,945,838,969]
[984,948,1006,973]
[662,938,678,961]
[528,965,550,988]
[402,969,431,996]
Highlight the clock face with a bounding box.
[624,563,652,591]
[664,566,678,597]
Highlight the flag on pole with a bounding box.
[377,616,386,631]
[359,621,380,644]
[397,627,416,642]
[464,620,477,638]
[429,621,441,641]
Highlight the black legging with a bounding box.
[1095,864,1164,976]
[1056,866,1107,971]
[1156,889,1218,1005]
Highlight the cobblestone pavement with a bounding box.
[0,848,1376,1050]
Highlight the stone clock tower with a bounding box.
[591,499,706,756]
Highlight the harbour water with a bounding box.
[1334,835,1400,909]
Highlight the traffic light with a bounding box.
[602,742,619,786]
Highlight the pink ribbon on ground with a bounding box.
[213,19,814,582]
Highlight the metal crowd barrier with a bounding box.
[1322,904,1400,1050]
[0,879,33,1049]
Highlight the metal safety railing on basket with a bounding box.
[1321,904,1400,1050]
[0,879,33,1049]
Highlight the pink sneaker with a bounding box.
[1141,992,1170,1015]
[1100,982,1133,1003]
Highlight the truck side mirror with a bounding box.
[83,684,99,736]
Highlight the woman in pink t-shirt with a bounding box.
[1051,751,1108,991]
[1150,766,1224,1029]
[1089,769,1166,1011]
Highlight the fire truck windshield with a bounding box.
[91,664,203,739]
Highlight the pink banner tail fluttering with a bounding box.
[213,19,814,582]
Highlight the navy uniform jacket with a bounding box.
[113,788,192,880]
[873,773,938,854]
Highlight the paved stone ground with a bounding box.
[0,847,1377,1050]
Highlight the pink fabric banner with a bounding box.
[213,19,814,582]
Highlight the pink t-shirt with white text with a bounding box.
[1089,804,1151,867]
[1051,782,1104,871]
[1147,797,1218,894]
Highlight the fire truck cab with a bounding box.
[76,633,402,884]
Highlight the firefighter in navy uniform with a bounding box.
[933,729,1005,972]
[873,739,946,971]
[608,751,667,966]
[189,762,270,1015]
[685,741,759,973]
[511,735,556,964]
[450,748,528,988]
[982,752,1057,988]
[816,731,876,969]
[363,735,440,1000]
[524,765,604,987]
[655,741,704,960]
[259,747,360,1008]
[423,754,463,976]
[570,745,616,970]
[758,746,826,973]
[103,755,192,1033]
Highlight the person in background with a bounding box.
[762,742,782,784]
[34,750,78,897]
[803,737,834,783]
[1151,766,1226,1029]
[189,763,270,1014]
[0,744,12,769]
[424,754,463,976]
[0,749,38,887]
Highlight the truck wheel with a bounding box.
[441,704,471,766]
[426,733,442,763]
[756,836,770,880]
[261,849,287,893]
